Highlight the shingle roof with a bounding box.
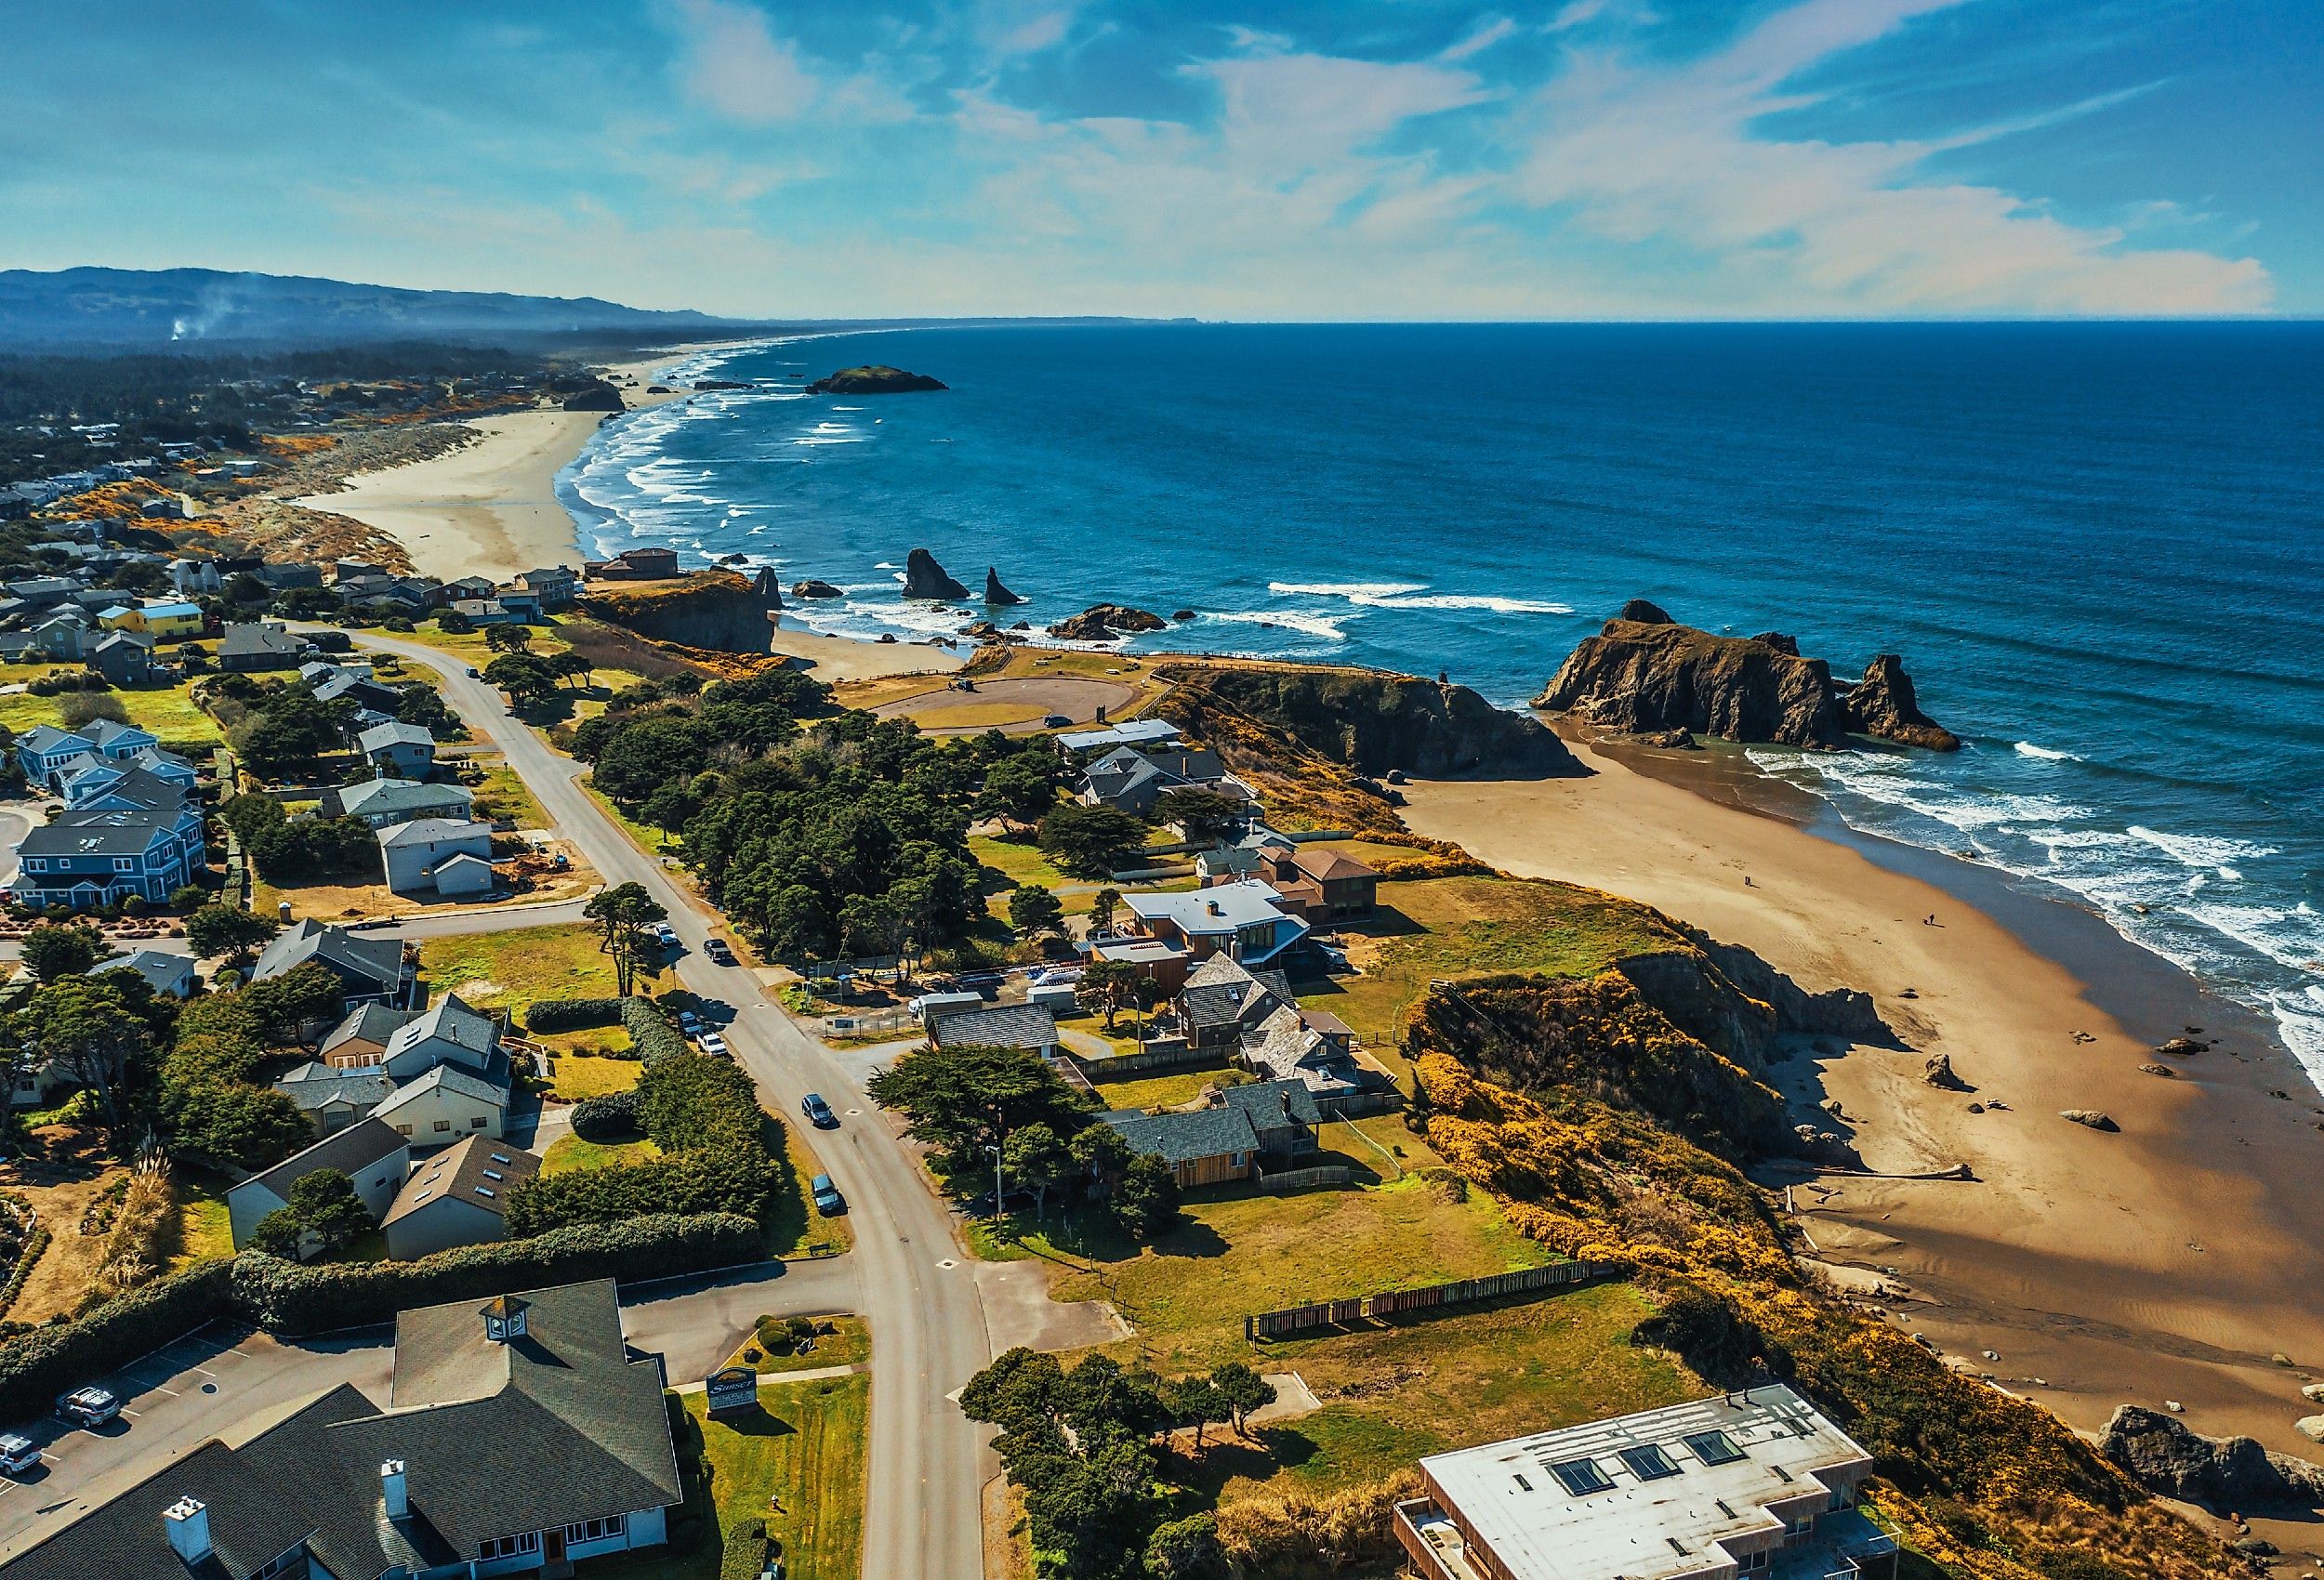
[272,1061,393,1113]
[233,1116,406,1202]
[17,805,178,858]
[376,816,490,849]
[252,918,405,993]
[384,994,498,1067]
[13,724,86,756]
[0,1280,681,1580]
[1292,846,1380,883]
[321,1001,417,1055]
[1102,1104,1259,1166]
[1220,1076,1326,1131]
[332,776,472,820]
[928,1002,1059,1051]
[373,1062,508,1118]
[358,720,436,754]
[383,1136,538,1226]
[99,949,196,996]
[218,621,304,658]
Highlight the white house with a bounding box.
[224,1117,411,1251]
[1121,878,1310,967]
[376,994,506,1085]
[271,1061,394,1135]
[373,1063,508,1146]
[0,1279,684,1580]
[377,817,495,896]
[381,1135,540,1258]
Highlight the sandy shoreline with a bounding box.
[292,343,748,584]
[1404,734,2324,1465]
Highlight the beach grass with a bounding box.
[543,1133,663,1174]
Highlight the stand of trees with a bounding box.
[961,1348,1276,1579]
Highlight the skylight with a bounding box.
[1683,1429,1748,1467]
[483,1169,503,1180]
[1549,1458,1613,1496]
[474,1187,495,1198]
[1618,1444,1681,1481]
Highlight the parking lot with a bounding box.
[0,1322,395,1560]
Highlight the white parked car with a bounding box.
[0,1434,39,1476]
[697,1033,729,1058]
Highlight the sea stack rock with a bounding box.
[805,365,947,395]
[904,548,971,600]
[2100,1405,2324,1510]
[750,566,784,611]
[1537,601,1960,752]
[790,579,843,599]
[1048,603,1168,641]
[1536,609,1848,748]
[1840,654,1961,751]
[984,568,1024,606]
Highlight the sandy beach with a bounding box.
[767,616,964,682]
[292,344,739,584]
[1404,735,2324,1463]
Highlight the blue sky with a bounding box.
[6,0,2317,319]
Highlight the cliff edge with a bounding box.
[576,569,779,654]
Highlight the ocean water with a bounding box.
[560,323,2324,1083]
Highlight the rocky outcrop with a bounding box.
[790,579,843,599]
[984,568,1023,606]
[1614,930,1885,1075]
[2100,1405,2324,1511]
[1157,663,1582,780]
[559,378,626,413]
[1840,654,1960,751]
[903,548,970,600]
[2061,1109,2119,1132]
[1618,599,1673,625]
[1536,603,1956,752]
[1048,603,1166,641]
[805,365,946,395]
[576,569,778,654]
[752,566,783,610]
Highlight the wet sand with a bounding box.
[1403,732,2324,1464]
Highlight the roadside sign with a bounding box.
[705,1364,758,1415]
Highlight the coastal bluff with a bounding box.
[575,568,781,653]
[1536,602,1959,751]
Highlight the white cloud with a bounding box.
[1443,16,1518,61]
[663,0,820,123]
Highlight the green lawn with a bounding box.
[468,757,549,829]
[162,1174,234,1272]
[544,1134,663,1174]
[1083,1064,1248,1111]
[0,679,224,747]
[580,1376,869,1580]
[769,1121,850,1258]
[1046,1173,1556,1374]
[1294,874,1684,1080]
[547,1052,643,1101]
[969,835,1075,891]
[417,923,644,1018]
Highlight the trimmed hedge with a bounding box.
[622,995,690,1065]
[0,1260,234,1421]
[524,996,627,1034]
[571,1087,645,1141]
[0,1228,51,1321]
[231,1212,762,1336]
[720,1516,770,1580]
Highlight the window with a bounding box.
[1683,1429,1747,1467]
[1549,1457,1613,1496]
[434,1119,452,1132]
[479,1532,543,1560]
[1829,1488,1855,1512]
[1618,1444,1681,1481]
[112,859,134,872]
[395,1125,413,1136]
[247,1545,311,1580]
[24,860,42,872]
[563,1515,627,1544]
[470,1115,487,1128]
[1739,1551,1772,1573]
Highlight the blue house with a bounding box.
[16,718,163,791]
[11,799,205,910]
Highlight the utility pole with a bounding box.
[988,1144,1004,1227]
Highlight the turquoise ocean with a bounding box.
[557,323,2324,1086]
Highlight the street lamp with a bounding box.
[987,1143,1004,1227]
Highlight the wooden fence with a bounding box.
[1256,1165,1357,1193]
[1244,1259,1622,1340]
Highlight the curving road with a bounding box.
[349,631,997,1580]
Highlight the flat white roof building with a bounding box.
[1396,1386,1897,1580]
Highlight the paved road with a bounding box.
[0,1256,862,1561]
[351,632,997,1580]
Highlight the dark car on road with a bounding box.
[801,1093,838,1128]
[704,937,735,964]
[811,1174,846,1215]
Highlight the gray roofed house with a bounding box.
[0,1279,683,1580]
[927,1001,1060,1057]
[252,917,411,1007]
[1100,1104,1261,1188]
[359,718,438,776]
[373,1062,510,1145]
[310,667,407,713]
[11,800,204,911]
[320,1001,418,1064]
[378,993,506,1084]
[99,948,197,999]
[323,774,474,830]
[273,1060,394,1133]
[217,620,310,670]
[224,1116,411,1250]
[1218,1076,1324,1155]
[1177,953,1291,1048]
[382,1135,540,1258]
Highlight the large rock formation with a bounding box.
[2100,1405,2324,1511]
[984,568,1024,606]
[752,566,783,611]
[558,378,626,413]
[805,365,946,394]
[576,569,779,653]
[903,548,970,600]
[1048,603,1167,641]
[1840,653,1960,750]
[1536,604,1957,752]
[790,579,843,599]
[1157,663,1582,781]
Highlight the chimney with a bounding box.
[381,1459,408,1520]
[163,1497,212,1564]
[481,1293,529,1343]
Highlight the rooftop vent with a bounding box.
[162,1497,211,1563]
[381,1458,409,1520]
[481,1293,528,1343]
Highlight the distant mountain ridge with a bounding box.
[0,266,756,347]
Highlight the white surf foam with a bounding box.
[2014,741,2080,761]
[1204,610,1351,642]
